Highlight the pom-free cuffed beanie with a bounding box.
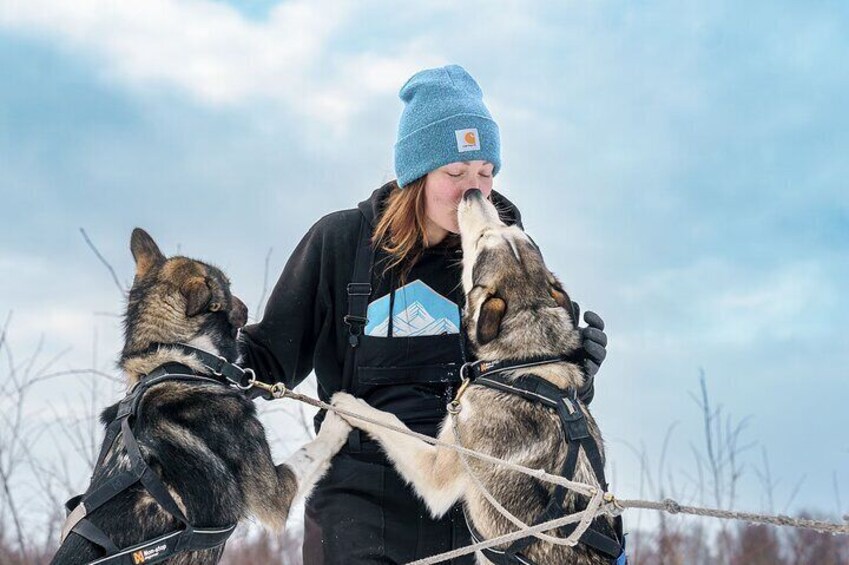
[394,65,501,188]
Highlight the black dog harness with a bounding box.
[59,345,262,565]
[459,357,627,565]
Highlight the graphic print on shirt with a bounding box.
[365,279,460,337]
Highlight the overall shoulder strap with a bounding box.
[340,216,375,397]
[344,216,374,348]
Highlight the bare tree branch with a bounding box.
[253,247,274,322]
[783,474,807,514]
[79,227,126,296]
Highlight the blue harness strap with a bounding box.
[59,364,238,564]
[465,372,628,565]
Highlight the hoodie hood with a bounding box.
[357,181,523,229]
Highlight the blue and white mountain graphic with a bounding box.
[365,279,460,337]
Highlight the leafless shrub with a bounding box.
[219,525,303,565]
[784,511,849,564]
[3,236,846,563]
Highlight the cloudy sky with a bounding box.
[1,0,847,536]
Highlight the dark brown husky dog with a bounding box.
[333,191,625,564]
[51,228,350,565]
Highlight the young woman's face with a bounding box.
[423,160,494,241]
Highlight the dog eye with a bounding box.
[209,302,222,312]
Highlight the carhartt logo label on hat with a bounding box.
[455,128,480,152]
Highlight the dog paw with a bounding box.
[331,392,377,429]
[318,410,352,450]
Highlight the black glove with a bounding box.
[571,301,607,405]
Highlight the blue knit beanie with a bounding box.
[394,65,501,188]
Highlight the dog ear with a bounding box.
[182,277,212,317]
[130,228,165,278]
[477,296,506,345]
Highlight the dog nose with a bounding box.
[229,296,248,329]
[463,188,482,201]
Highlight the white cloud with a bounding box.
[0,0,565,137]
[0,0,437,129]
[2,0,335,101]
[615,258,834,351]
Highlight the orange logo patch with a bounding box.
[455,128,481,152]
[133,550,146,564]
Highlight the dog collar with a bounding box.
[133,342,286,398]
[460,350,586,382]
[449,350,586,412]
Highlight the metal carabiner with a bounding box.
[237,368,287,399]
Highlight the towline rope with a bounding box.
[268,387,849,564]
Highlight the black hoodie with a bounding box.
[239,182,522,402]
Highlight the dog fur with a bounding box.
[51,228,350,565]
[333,191,616,564]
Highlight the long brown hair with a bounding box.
[372,177,448,281]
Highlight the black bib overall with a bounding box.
[303,219,473,564]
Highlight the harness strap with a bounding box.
[87,529,184,565]
[72,518,120,554]
[122,417,191,528]
[61,496,86,542]
[179,523,238,552]
[344,216,375,348]
[559,519,625,560]
[470,372,625,564]
[498,418,583,559]
[475,375,568,409]
[469,494,625,564]
[463,511,534,565]
[59,367,238,563]
[94,419,122,470]
[79,466,142,516]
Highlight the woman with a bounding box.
[239,64,608,564]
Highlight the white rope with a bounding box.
[275,388,849,564]
[283,390,599,498]
[408,488,607,565]
[451,413,594,547]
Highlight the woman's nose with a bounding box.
[460,187,482,200]
[463,188,482,201]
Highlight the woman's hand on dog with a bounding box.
[572,301,608,405]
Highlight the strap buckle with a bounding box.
[346,283,371,296]
[210,354,228,377]
[343,314,369,347]
[559,398,591,441]
[343,314,368,326]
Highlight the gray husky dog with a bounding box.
[333,191,624,564]
[52,228,350,565]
